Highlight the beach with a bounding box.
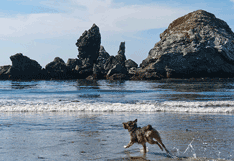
[0,79,233,160]
[0,112,233,161]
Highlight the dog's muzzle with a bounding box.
[122,123,127,129]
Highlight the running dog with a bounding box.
[122,119,169,154]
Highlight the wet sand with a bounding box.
[0,112,233,160]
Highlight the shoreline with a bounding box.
[1,76,234,82]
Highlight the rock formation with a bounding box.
[125,59,138,70]
[140,10,234,78]
[116,42,126,66]
[5,53,42,79]
[97,45,110,63]
[76,23,101,65]
[45,57,67,79]
[105,42,127,77]
[66,58,81,71]
[75,24,101,78]
[0,65,11,75]
[6,11,234,80]
[107,63,127,76]
[93,45,110,78]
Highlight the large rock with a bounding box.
[45,57,67,79]
[66,58,81,71]
[76,24,101,65]
[125,59,138,70]
[0,65,11,75]
[0,65,11,79]
[104,42,128,79]
[107,63,127,76]
[104,42,127,73]
[5,53,42,79]
[92,45,110,78]
[74,24,101,78]
[115,42,126,66]
[91,42,128,79]
[141,10,234,78]
[97,45,110,64]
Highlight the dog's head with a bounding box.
[122,119,137,132]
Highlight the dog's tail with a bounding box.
[146,125,152,131]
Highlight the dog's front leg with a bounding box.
[124,141,134,149]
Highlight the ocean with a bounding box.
[0,79,233,160]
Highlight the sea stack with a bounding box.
[6,53,42,79]
[140,10,234,78]
[76,23,101,66]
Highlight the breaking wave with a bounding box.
[0,99,234,113]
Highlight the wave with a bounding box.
[0,100,234,113]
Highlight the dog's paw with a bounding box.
[140,147,149,153]
[124,145,127,148]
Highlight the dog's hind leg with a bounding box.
[147,138,163,151]
[151,132,170,153]
[154,138,169,153]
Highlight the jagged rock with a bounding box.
[45,57,67,78]
[125,59,138,70]
[92,63,103,78]
[92,45,110,78]
[0,65,11,75]
[130,67,162,80]
[104,42,127,76]
[75,65,80,71]
[78,67,93,78]
[130,72,163,80]
[128,67,137,75]
[104,56,118,72]
[107,73,129,80]
[98,45,110,62]
[76,24,101,65]
[117,42,126,58]
[140,10,234,78]
[130,72,162,80]
[5,53,42,79]
[0,65,11,79]
[107,63,127,76]
[65,58,82,79]
[74,24,102,78]
[66,58,81,71]
[115,42,126,66]
[86,75,95,80]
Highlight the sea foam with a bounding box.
[0,100,234,113]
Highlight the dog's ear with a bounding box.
[134,119,137,123]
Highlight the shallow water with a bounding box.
[0,79,234,160]
[1,79,234,113]
[0,112,233,161]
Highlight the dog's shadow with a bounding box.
[122,149,172,160]
[150,151,189,160]
[122,149,187,160]
[148,151,173,158]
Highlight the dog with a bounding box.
[122,119,169,154]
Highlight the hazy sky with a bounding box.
[1,0,234,67]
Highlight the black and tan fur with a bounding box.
[122,119,169,154]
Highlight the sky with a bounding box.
[1,0,234,68]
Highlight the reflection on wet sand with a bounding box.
[0,112,233,160]
[152,79,234,93]
[11,81,38,89]
[76,79,100,90]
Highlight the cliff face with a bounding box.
[141,10,234,78]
